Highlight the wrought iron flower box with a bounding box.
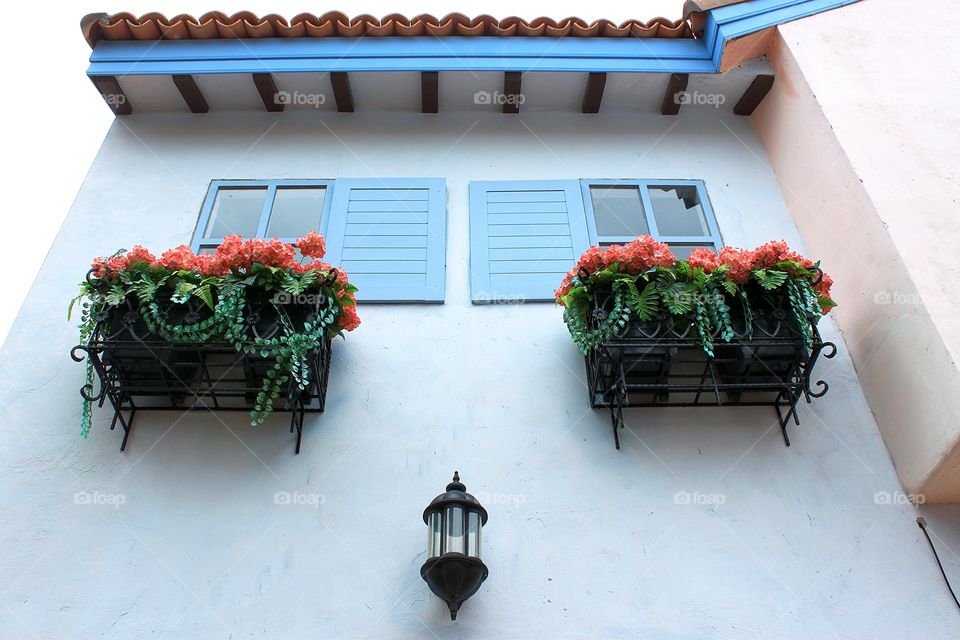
[584,294,836,449]
[71,295,333,454]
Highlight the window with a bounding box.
[469,179,723,303]
[194,180,332,254]
[582,179,721,258]
[193,179,447,302]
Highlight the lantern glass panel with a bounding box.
[427,511,443,558]
[466,511,481,558]
[444,505,465,554]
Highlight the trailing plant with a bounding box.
[70,232,360,437]
[556,236,836,356]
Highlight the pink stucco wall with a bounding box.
[752,0,960,501]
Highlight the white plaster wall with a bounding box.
[1,110,959,638]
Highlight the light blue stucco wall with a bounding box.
[1,110,957,639]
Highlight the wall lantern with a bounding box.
[421,471,489,620]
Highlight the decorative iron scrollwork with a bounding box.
[583,292,837,449]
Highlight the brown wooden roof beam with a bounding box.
[733,74,775,115]
[503,72,521,114]
[252,73,284,112]
[90,75,132,116]
[660,73,689,115]
[421,72,439,114]
[330,72,355,113]
[172,75,209,113]
[581,72,607,114]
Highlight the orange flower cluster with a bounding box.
[688,240,833,302]
[556,236,834,311]
[92,231,331,278]
[555,236,676,301]
[89,232,360,331]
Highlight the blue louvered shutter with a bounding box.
[325,178,446,302]
[469,180,590,303]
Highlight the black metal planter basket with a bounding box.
[584,289,837,449]
[71,293,333,454]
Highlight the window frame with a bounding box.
[580,179,723,253]
[192,179,335,253]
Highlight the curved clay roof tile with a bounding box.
[81,11,692,47]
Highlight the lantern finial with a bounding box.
[446,471,466,492]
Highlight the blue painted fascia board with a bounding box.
[88,37,715,75]
[86,0,858,77]
[706,0,860,68]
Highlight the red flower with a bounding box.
[686,248,721,272]
[337,302,361,331]
[718,247,755,284]
[554,236,676,302]
[192,253,229,277]
[160,245,197,271]
[602,244,629,269]
[90,257,111,278]
[296,231,327,259]
[623,236,676,274]
[752,240,798,269]
[213,236,247,271]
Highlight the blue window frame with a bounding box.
[581,179,722,258]
[193,179,334,254]
[192,178,447,303]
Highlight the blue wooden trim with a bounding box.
[88,37,713,75]
[707,0,860,68]
[255,184,278,239]
[87,1,857,79]
[325,178,446,303]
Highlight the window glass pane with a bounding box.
[647,185,710,237]
[444,506,465,554]
[589,186,648,237]
[204,187,266,238]
[669,244,715,259]
[267,187,326,238]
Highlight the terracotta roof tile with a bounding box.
[81,12,693,48]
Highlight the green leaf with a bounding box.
[193,285,214,310]
[104,284,127,307]
[754,269,788,290]
[662,282,693,315]
[629,281,660,321]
